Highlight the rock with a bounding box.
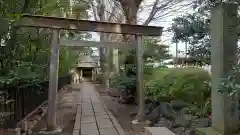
[172,127,185,135]
[107,88,121,97]
[146,100,160,114]
[144,104,152,115]
[130,106,139,116]
[159,102,175,120]
[118,89,135,104]
[191,118,211,128]
[118,95,134,104]
[154,117,172,127]
[174,114,191,128]
[130,101,159,117]
[34,115,41,121]
[170,100,188,112]
[144,106,161,124]
[184,129,195,135]
[35,109,43,116]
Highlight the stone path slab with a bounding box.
[73,82,125,135]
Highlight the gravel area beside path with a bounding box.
[95,85,140,135]
[32,84,79,135]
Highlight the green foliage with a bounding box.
[218,66,240,97]
[145,68,211,111]
[172,10,210,64]
[110,64,155,92]
[143,37,171,63]
[120,37,171,69]
[110,72,136,90]
[0,0,90,87]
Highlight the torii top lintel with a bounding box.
[16,14,163,36]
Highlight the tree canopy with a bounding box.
[0,0,91,87]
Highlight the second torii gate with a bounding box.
[16,15,163,132]
[60,39,137,83]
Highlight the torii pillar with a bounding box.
[196,3,239,135]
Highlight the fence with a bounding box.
[0,74,72,128]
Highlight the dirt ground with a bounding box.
[32,85,79,135]
[96,84,139,135]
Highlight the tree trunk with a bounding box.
[118,0,142,104]
[120,1,139,65]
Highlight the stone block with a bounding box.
[81,123,98,135]
[81,116,96,124]
[82,111,95,116]
[95,112,108,118]
[97,119,114,129]
[95,115,110,120]
[99,128,118,135]
[81,106,92,110]
[93,108,105,113]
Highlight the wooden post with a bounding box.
[99,0,106,83]
[185,41,187,67]
[105,45,110,89]
[113,49,119,73]
[175,42,178,68]
[47,29,60,131]
[136,35,144,121]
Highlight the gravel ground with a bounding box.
[32,85,79,135]
[96,85,139,135]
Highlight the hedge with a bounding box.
[110,67,211,116]
[145,68,211,113]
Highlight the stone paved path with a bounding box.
[73,82,125,135]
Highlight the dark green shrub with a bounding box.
[109,72,136,91]
[168,68,210,105]
[145,68,211,109]
[110,64,155,92]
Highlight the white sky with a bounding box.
[88,0,194,56]
[139,0,194,56]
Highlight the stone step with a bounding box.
[143,127,176,135]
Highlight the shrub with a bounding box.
[145,68,211,109]
[109,72,136,91]
[110,64,155,92]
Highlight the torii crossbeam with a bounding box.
[60,39,136,48]
[15,14,163,132]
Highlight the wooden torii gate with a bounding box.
[16,15,163,132]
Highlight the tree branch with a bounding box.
[107,5,117,22]
[89,0,99,21]
[143,0,159,25]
